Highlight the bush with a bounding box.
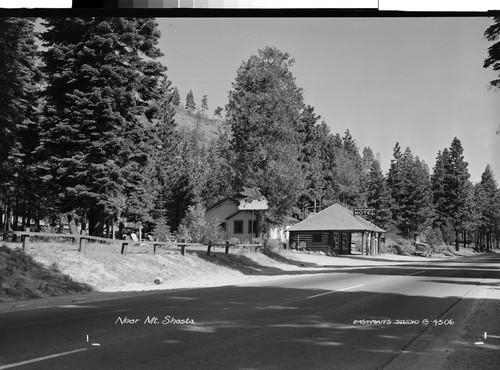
[263,239,282,254]
[228,237,240,245]
[380,243,397,254]
[177,203,224,243]
[394,239,415,255]
[153,218,173,242]
[422,227,444,247]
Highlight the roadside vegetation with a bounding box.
[1,18,499,258]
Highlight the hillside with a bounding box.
[173,106,225,145]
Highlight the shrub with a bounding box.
[394,239,415,255]
[228,237,240,245]
[422,227,444,247]
[153,218,173,242]
[177,203,224,244]
[263,239,282,254]
[380,243,397,254]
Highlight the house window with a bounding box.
[248,220,258,236]
[220,222,226,231]
[234,220,243,234]
[312,233,322,243]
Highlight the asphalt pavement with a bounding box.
[1,253,499,369]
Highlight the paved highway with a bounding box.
[1,254,499,369]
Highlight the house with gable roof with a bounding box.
[205,197,298,243]
[288,203,385,255]
[204,197,258,242]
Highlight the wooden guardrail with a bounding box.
[0,229,263,256]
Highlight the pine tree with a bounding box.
[431,149,455,242]
[172,86,181,106]
[334,130,364,207]
[476,165,499,250]
[0,18,43,231]
[365,160,392,230]
[39,18,166,236]
[400,157,435,240]
[445,138,472,250]
[214,106,223,119]
[387,142,404,223]
[226,46,309,224]
[298,105,324,213]
[362,147,375,174]
[484,17,500,135]
[150,76,179,221]
[389,147,434,239]
[201,94,208,112]
[185,89,196,111]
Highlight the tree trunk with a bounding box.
[88,208,105,237]
[12,205,19,242]
[118,221,125,240]
[67,213,79,242]
[454,229,459,251]
[81,211,87,235]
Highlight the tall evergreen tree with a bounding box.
[365,160,393,230]
[226,46,309,224]
[171,86,181,106]
[445,138,473,250]
[201,94,208,112]
[0,18,42,231]
[149,76,179,223]
[431,149,454,243]
[484,18,500,134]
[398,156,435,239]
[38,18,166,236]
[185,89,196,111]
[387,142,404,223]
[334,130,364,207]
[362,147,375,174]
[476,165,500,250]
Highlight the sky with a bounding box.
[155,17,500,183]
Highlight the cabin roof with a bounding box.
[288,203,385,233]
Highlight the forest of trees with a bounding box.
[0,17,499,251]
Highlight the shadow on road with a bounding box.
[193,250,500,282]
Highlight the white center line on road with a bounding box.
[306,284,365,299]
[406,271,426,276]
[0,348,88,369]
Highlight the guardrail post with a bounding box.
[78,236,85,252]
[153,244,157,254]
[225,240,229,254]
[207,241,212,256]
[78,231,86,252]
[121,242,128,255]
[180,244,186,256]
[22,227,30,251]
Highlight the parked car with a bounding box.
[413,242,432,257]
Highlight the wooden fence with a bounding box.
[0,229,262,256]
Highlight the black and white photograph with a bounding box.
[1,2,500,369]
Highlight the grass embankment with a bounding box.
[0,239,483,305]
[0,245,91,303]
